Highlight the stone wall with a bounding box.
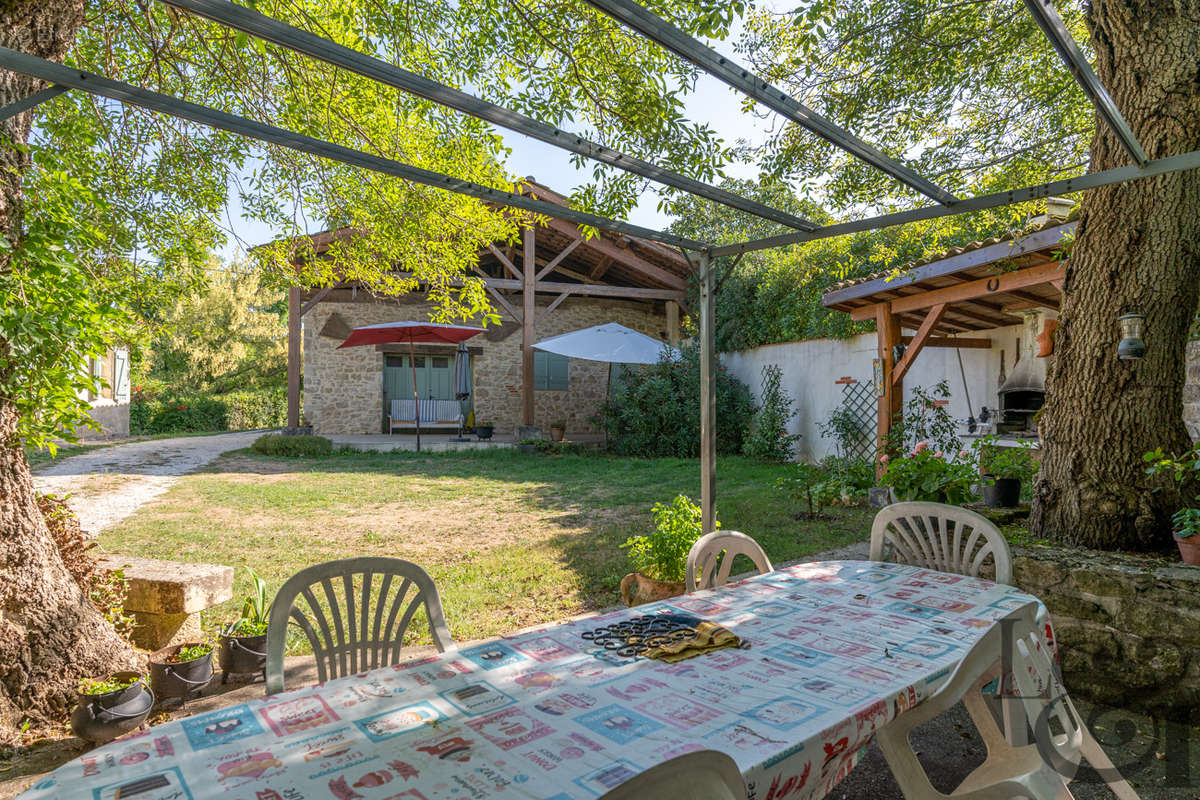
[303,296,666,436]
[1185,340,1200,440]
[1013,545,1200,721]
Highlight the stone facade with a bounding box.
[303,296,667,436]
[1185,340,1200,440]
[1012,545,1200,720]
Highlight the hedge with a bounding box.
[251,434,333,457]
[130,387,288,435]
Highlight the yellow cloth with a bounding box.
[644,621,741,663]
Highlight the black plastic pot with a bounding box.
[150,643,213,703]
[475,425,494,440]
[218,631,267,682]
[70,672,154,744]
[981,476,1021,507]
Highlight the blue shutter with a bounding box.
[533,351,549,390]
[548,354,569,391]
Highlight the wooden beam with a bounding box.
[902,335,992,349]
[300,285,334,316]
[849,263,1063,321]
[589,255,614,280]
[1003,288,1060,311]
[488,243,523,280]
[485,286,521,323]
[287,287,301,428]
[535,238,582,281]
[536,291,572,327]
[522,226,536,427]
[1051,279,1065,292]
[666,301,680,346]
[876,303,902,479]
[893,304,946,386]
[543,217,688,290]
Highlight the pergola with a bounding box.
[2,0,1198,533]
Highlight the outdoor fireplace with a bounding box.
[996,310,1047,436]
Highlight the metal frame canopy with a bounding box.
[2,0,1199,533]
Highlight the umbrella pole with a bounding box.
[410,338,421,453]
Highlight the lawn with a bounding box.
[99,448,873,646]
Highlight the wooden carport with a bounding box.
[821,218,1073,470]
[285,181,692,430]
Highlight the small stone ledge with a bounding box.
[98,556,234,650]
[1012,544,1200,721]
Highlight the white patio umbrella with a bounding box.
[532,322,679,365]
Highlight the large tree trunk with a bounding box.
[1030,0,1200,551]
[0,0,141,740]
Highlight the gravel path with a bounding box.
[32,431,264,533]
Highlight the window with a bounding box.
[533,351,569,391]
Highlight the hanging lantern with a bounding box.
[1117,312,1146,360]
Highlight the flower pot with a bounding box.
[518,443,537,454]
[475,425,494,440]
[981,477,1021,507]
[1177,534,1200,566]
[549,426,565,442]
[619,572,685,606]
[70,673,154,744]
[149,643,213,703]
[218,631,268,682]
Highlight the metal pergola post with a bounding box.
[698,250,716,534]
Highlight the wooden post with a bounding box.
[287,286,301,429]
[875,303,902,479]
[666,300,680,346]
[521,226,536,427]
[698,252,716,534]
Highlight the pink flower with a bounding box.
[879,454,889,464]
[959,449,970,459]
[934,451,943,459]
[913,441,929,453]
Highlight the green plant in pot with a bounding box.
[71,672,153,744]
[619,494,712,605]
[549,420,566,442]
[219,567,270,681]
[974,435,1039,507]
[475,419,494,440]
[150,640,214,704]
[879,442,977,505]
[1144,446,1200,565]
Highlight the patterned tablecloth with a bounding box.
[22,560,1052,800]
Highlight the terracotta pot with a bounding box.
[619,572,685,606]
[1176,534,1200,566]
[550,426,565,442]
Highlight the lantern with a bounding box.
[1117,312,1146,360]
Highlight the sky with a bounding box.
[218,27,777,261]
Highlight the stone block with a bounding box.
[99,556,233,650]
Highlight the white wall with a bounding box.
[723,323,1036,462]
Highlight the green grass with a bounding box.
[101,448,873,646]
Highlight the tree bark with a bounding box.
[1030,0,1200,551]
[0,0,141,740]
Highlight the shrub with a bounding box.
[885,381,962,456]
[880,443,977,505]
[130,387,288,435]
[252,434,333,457]
[599,342,757,458]
[975,434,1039,484]
[743,364,801,462]
[621,494,714,583]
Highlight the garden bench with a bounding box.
[97,555,233,650]
[387,398,463,433]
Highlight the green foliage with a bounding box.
[227,567,271,637]
[886,382,962,455]
[776,456,875,518]
[880,446,977,505]
[743,364,800,462]
[170,643,214,663]
[78,674,144,696]
[975,435,1039,484]
[819,401,873,461]
[130,388,287,435]
[622,495,714,583]
[252,434,334,458]
[88,569,136,643]
[599,343,756,457]
[1144,445,1200,538]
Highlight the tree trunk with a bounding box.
[0,0,141,740]
[1030,0,1200,551]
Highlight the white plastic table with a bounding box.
[21,560,1051,800]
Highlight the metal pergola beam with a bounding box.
[0,46,706,251]
[0,84,67,123]
[583,0,957,205]
[711,148,1200,257]
[1023,0,1147,166]
[157,0,818,233]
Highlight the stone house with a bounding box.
[285,183,691,436]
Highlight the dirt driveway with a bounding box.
[32,431,264,533]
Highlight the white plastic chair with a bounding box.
[599,750,748,800]
[871,501,1013,585]
[266,557,455,694]
[686,531,773,593]
[876,601,1139,800]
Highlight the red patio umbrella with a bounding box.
[338,322,484,451]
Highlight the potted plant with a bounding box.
[619,494,710,605]
[150,641,214,704]
[219,567,270,682]
[549,420,566,442]
[475,420,494,440]
[1145,446,1200,564]
[975,436,1038,507]
[71,672,153,744]
[879,442,977,505]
